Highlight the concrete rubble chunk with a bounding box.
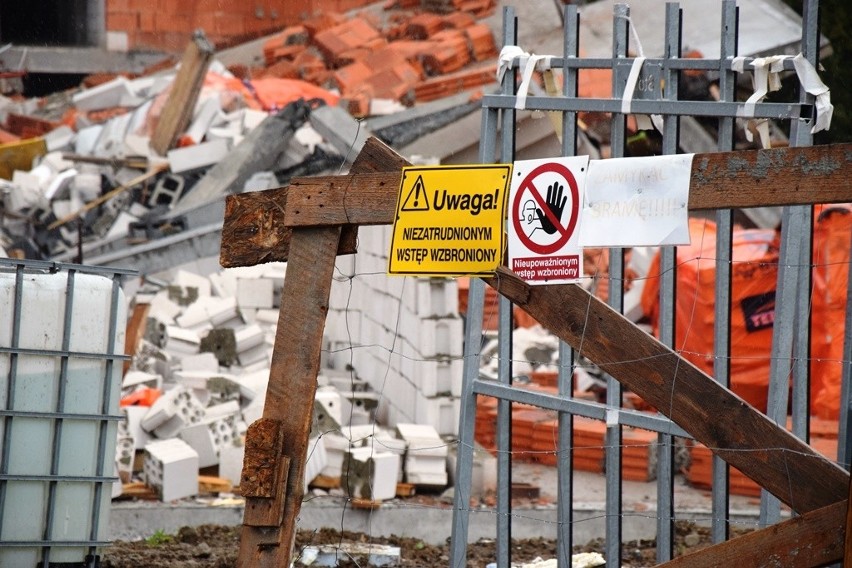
[167,138,231,174]
[72,76,136,111]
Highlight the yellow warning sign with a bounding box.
[388,164,512,276]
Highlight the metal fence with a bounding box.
[450,1,844,566]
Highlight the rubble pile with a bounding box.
[0,0,500,262]
[114,263,468,503]
[256,3,498,115]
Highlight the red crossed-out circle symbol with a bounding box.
[512,162,580,255]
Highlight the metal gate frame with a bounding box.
[449,1,843,566]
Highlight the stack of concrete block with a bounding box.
[396,423,448,487]
[143,438,200,502]
[323,224,464,436]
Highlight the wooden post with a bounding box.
[845,475,852,564]
[230,138,407,567]
[236,226,341,567]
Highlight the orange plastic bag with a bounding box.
[811,204,852,420]
[642,218,780,412]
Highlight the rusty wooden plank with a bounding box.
[219,187,357,267]
[484,267,849,513]
[281,143,852,228]
[237,226,341,567]
[241,419,290,527]
[282,171,400,228]
[846,476,852,564]
[220,136,406,267]
[657,500,846,567]
[688,143,852,210]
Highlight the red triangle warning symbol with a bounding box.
[401,175,430,212]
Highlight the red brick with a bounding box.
[106,11,139,31]
[212,14,247,36]
[139,10,156,32]
[128,0,153,10]
[154,13,193,34]
[195,0,226,10]
[108,0,131,12]
[158,0,197,15]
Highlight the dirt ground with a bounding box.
[100,520,740,567]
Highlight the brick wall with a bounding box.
[105,0,375,52]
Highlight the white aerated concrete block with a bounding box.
[167,139,230,174]
[344,447,400,501]
[234,324,264,352]
[180,352,220,373]
[236,277,274,309]
[164,326,200,357]
[178,422,220,468]
[72,76,134,111]
[218,441,245,487]
[416,278,459,318]
[141,387,205,439]
[122,370,163,391]
[123,405,153,452]
[414,358,463,397]
[416,317,464,358]
[305,435,328,489]
[414,392,459,437]
[173,269,212,297]
[143,438,199,502]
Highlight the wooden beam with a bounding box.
[150,32,213,156]
[220,187,358,267]
[280,142,852,228]
[657,500,846,567]
[220,137,407,268]
[236,226,341,568]
[846,475,852,564]
[235,137,406,566]
[484,267,849,513]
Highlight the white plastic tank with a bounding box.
[0,260,127,567]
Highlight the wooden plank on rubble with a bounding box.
[484,266,849,514]
[219,137,407,267]
[150,31,214,156]
[234,137,406,567]
[657,499,846,567]
[280,142,852,228]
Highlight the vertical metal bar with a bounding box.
[88,273,122,567]
[711,0,737,544]
[449,109,498,568]
[655,4,681,562]
[496,10,517,567]
[839,230,852,470]
[450,5,509,562]
[41,268,77,566]
[788,0,818,444]
[0,263,25,542]
[760,206,802,526]
[557,6,580,567]
[760,0,818,527]
[496,294,513,568]
[605,5,629,566]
